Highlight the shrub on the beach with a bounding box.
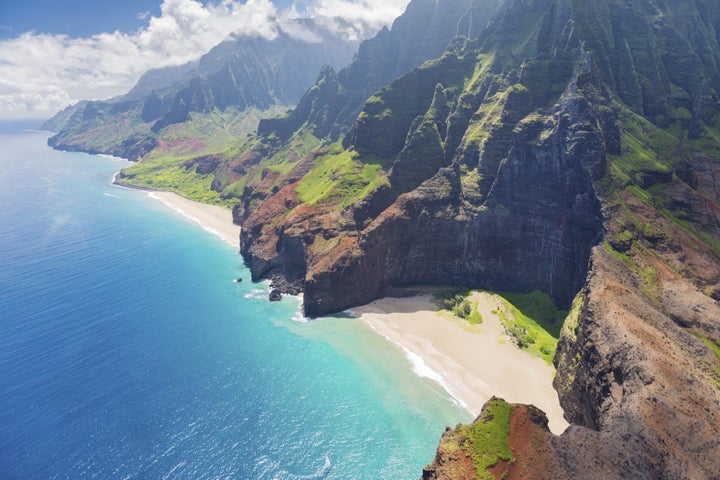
[507,324,535,348]
[468,306,483,325]
[454,299,473,319]
[495,292,564,365]
[435,290,485,324]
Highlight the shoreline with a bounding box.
[147,191,241,248]
[112,177,240,248]
[109,174,566,434]
[353,292,569,435]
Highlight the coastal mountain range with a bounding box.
[44,18,361,162]
[45,0,720,478]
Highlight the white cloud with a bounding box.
[307,0,409,40]
[0,0,410,119]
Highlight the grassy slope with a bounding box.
[600,104,720,301]
[495,292,567,365]
[117,107,287,207]
[295,144,389,208]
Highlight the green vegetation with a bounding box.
[495,291,567,365]
[696,334,720,362]
[434,289,483,324]
[604,242,662,303]
[604,242,635,269]
[603,106,720,260]
[436,289,564,361]
[310,234,340,256]
[596,97,720,309]
[608,109,677,183]
[118,158,233,207]
[53,104,149,155]
[353,49,476,160]
[162,107,274,155]
[295,146,389,208]
[560,291,585,344]
[460,398,514,479]
[114,107,291,206]
[554,291,586,397]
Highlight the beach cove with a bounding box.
[148,186,568,435]
[354,293,568,434]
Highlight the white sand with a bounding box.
[148,191,240,248]
[354,292,569,434]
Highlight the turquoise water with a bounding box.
[0,125,470,479]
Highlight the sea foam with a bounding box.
[364,322,471,413]
[147,192,228,244]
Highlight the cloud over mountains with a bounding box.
[0,0,409,119]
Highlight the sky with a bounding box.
[0,0,410,120]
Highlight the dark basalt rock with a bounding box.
[303,84,607,316]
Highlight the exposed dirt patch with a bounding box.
[505,405,569,480]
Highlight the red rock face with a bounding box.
[423,401,570,480]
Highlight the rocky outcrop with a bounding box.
[424,235,720,479]
[301,64,609,315]
[260,0,503,142]
[549,246,720,478]
[423,399,570,480]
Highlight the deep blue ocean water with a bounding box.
[0,123,470,479]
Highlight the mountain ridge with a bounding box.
[43,20,361,162]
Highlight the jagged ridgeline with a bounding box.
[239,0,718,316]
[240,0,720,472]
[44,22,360,164]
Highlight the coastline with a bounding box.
[146,191,241,248]
[110,174,240,248]
[353,292,569,435]
[108,173,564,434]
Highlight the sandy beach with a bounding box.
[139,190,567,433]
[147,191,240,248]
[354,292,569,434]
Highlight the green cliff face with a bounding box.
[258,0,503,142]
[239,0,719,313]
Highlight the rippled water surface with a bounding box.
[0,125,469,479]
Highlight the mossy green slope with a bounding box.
[460,398,514,479]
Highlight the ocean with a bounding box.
[0,123,470,479]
